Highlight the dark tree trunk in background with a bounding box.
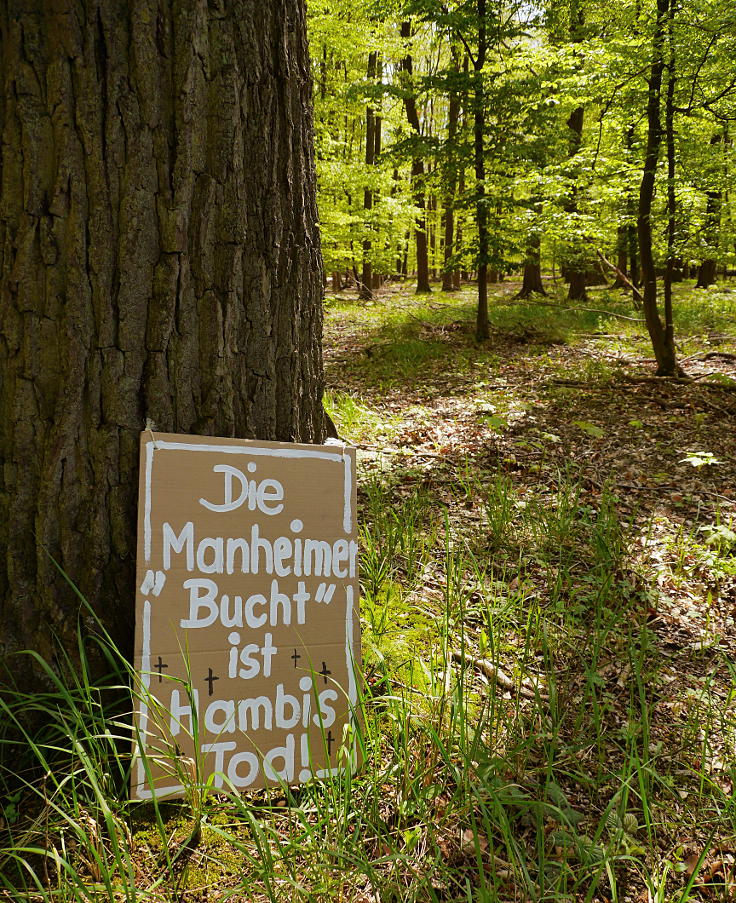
[474,0,489,340]
[401,21,431,293]
[612,225,628,288]
[428,190,437,281]
[638,0,679,375]
[454,166,465,290]
[565,104,587,301]
[360,51,378,301]
[620,122,640,301]
[373,57,383,285]
[442,47,461,293]
[696,134,723,289]
[662,0,677,359]
[516,233,546,297]
[696,257,718,288]
[562,0,588,302]
[0,0,325,680]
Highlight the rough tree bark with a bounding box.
[0,0,325,680]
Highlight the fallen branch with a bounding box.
[596,250,645,308]
[503,296,646,322]
[620,376,736,392]
[679,350,736,364]
[451,651,547,700]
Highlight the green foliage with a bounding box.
[310,0,736,342]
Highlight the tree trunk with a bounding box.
[612,225,628,288]
[429,192,437,281]
[638,0,679,375]
[662,1,677,360]
[474,0,489,341]
[626,123,640,302]
[0,0,325,681]
[373,58,383,286]
[360,51,378,301]
[567,269,588,301]
[564,104,587,302]
[400,22,431,294]
[562,0,588,303]
[516,234,546,297]
[454,167,465,290]
[696,133,723,289]
[696,258,718,289]
[442,48,461,293]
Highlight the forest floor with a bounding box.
[322,278,736,903]
[2,278,736,902]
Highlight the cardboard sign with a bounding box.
[131,433,360,800]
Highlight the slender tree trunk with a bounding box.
[626,123,640,302]
[442,49,461,292]
[696,134,723,288]
[373,57,383,285]
[638,0,679,375]
[563,0,588,302]
[400,22,431,293]
[663,37,676,337]
[612,225,628,288]
[429,191,438,281]
[360,52,378,301]
[474,0,489,340]
[402,231,410,278]
[565,105,587,301]
[0,0,325,680]
[453,57,469,292]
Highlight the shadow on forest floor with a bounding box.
[3,279,736,903]
[325,279,736,901]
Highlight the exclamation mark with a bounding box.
[299,733,312,783]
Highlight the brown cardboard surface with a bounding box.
[131,433,360,800]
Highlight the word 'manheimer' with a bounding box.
[162,521,358,579]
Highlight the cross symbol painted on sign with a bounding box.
[153,656,168,682]
[318,661,331,684]
[326,730,335,757]
[291,648,301,668]
[205,667,219,696]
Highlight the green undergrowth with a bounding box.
[325,281,736,398]
[2,281,736,901]
[2,465,736,902]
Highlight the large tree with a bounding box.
[0,0,325,679]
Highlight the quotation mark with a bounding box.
[315,583,336,604]
[140,570,166,597]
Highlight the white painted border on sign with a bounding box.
[134,438,357,799]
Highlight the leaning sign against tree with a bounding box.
[132,434,361,797]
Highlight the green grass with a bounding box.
[3,469,735,901]
[2,279,736,901]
